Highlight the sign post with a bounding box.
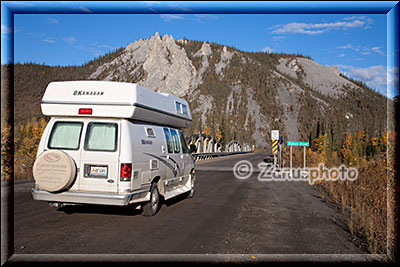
[271,130,279,167]
[287,141,309,171]
[279,136,283,168]
[303,146,306,173]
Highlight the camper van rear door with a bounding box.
[80,121,120,193]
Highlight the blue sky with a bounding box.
[1,1,398,97]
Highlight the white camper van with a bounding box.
[31,81,195,216]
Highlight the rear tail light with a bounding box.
[120,163,132,181]
[79,108,92,115]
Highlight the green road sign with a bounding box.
[287,141,309,146]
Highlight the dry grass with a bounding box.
[320,159,387,253]
[284,147,390,254]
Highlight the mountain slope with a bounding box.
[10,33,389,150]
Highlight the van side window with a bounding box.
[48,121,83,150]
[175,102,182,114]
[175,102,188,116]
[84,122,118,152]
[163,128,173,153]
[182,104,188,115]
[170,129,181,153]
[145,127,155,138]
[179,131,190,154]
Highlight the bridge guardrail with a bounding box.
[192,151,253,161]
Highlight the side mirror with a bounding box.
[189,144,197,154]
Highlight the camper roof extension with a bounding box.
[41,81,192,128]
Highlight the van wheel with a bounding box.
[187,172,195,199]
[142,183,160,216]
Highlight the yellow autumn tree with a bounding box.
[14,118,48,179]
[356,129,367,158]
[203,125,212,136]
[1,124,13,181]
[341,133,355,166]
[313,133,328,164]
[215,127,223,142]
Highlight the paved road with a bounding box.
[10,152,367,255]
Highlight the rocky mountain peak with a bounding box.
[194,42,212,58]
[87,34,386,149]
[90,32,196,97]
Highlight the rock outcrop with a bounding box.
[87,33,387,149]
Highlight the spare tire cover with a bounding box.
[33,150,76,192]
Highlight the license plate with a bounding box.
[90,166,108,177]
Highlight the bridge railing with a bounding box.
[191,151,253,161]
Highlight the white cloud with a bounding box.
[46,17,59,24]
[273,36,285,41]
[271,16,373,35]
[336,64,399,97]
[94,41,117,50]
[387,67,399,98]
[335,43,385,57]
[42,38,55,43]
[336,44,353,49]
[194,14,218,23]
[160,14,185,22]
[95,44,115,49]
[338,53,345,57]
[62,36,77,44]
[371,46,385,56]
[73,45,102,56]
[194,14,217,20]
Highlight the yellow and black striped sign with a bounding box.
[272,139,279,155]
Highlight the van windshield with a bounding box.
[84,122,118,152]
[48,121,83,150]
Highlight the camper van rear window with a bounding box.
[175,102,182,114]
[182,104,188,115]
[48,121,83,150]
[175,102,188,116]
[84,122,118,152]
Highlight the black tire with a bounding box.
[142,183,160,216]
[187,172,195,199]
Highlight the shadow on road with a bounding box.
[163,192,190,207]
[58,203,142,216]
[57,192,191,216]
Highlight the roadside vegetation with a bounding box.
[1,118,48,181]
[284,129,395,254]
